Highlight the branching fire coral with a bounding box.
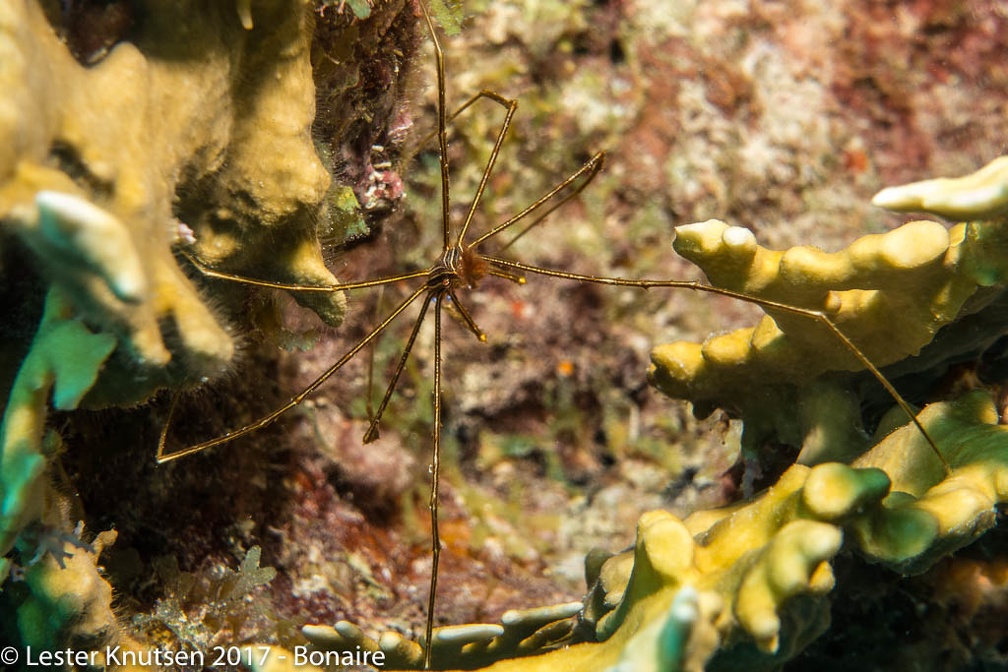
[413,392,1005,672]
[0,0,343,397]
[0,0,350,662]
[649,206,1008,463]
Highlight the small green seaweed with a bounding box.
[136,546,280,654]
[346,0,372,20]
[327,185,370,245]
[429,0,466,35]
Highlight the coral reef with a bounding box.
[649,206,1008,463]
[3,1,1007,672]
[312,0,420,219]
[563,390,1007,672]
[0,0,344,394]
[3,0,424,662]
[12,528,139,663]
[0,0,339,465]
[344,391,1003,672]
[278,6,1008,668]
[304,150,1008,669]
[0,0,388,663]
[313,388,1003,672]
[572,157,1008,670]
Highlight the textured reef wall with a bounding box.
[302,161,1008,671]
[532,161,1008,671]
[1,0,1007,671]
